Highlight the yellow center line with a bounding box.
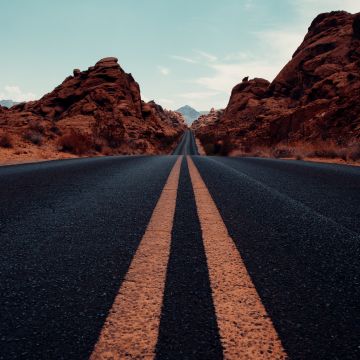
[90,156,182,360]
[187,156,287,360]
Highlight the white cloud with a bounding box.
[244,0,254,10]
[157,98,174,106]
[256,30,305,61]
[191,28,305,95]
[195,62,279,93]
[223,51,252,61]
[194,50,218,62]
[169,50,218,65]
[153,1,359,110]
[157,66,170,76]
[170,55,198,64]
[0,85,37,102]
[142,94,150,102]
[178,91,220,100]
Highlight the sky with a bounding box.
[1,0,359,110]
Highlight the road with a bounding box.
[172,130,199,155]
[0,130,359,359]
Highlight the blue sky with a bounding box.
[1,0,359,110]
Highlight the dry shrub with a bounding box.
[23,130,43,145]
[306,142,339,159]
[272,141,360,162]
[102,146,113,156]
[201,137,234,156]
[202,143,215,155]
[337,148,349,162]
[93,112,125,148]
[57,131,92,155]
[348,142,360,161]
[94,141,103,153]
[197,133,216,155]
[232,140,360,163]
[0,133,13,148]
[28,120,45,134]
[271,146,294,159]
[235,146,271,158]
[218,137,235,156]
[50,125,61,135]
[290,141,354,161]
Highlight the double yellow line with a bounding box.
[91,156,286,359]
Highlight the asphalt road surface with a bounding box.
[172,130,199,155]
[1,131,359,359]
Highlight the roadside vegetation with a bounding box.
[232,141,360,164]
[0,132,13,148]
[199,136,360,164]
[57,131,94,155]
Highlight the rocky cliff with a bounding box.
[193,11,360,156]
[0,57,185,161]
[191,108,223,131]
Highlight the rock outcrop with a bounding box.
[192,11,360,154]
[192,108,223,131]
[0,57,186,159]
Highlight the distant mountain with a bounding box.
[0,99,19,108]
[176,105,206,124]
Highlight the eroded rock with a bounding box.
[0,57,186,156]
[192,11,360,153]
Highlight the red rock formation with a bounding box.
[193,11,360,154]
[192,108,223,132]
[0,57,185,159]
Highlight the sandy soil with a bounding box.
[0,140,84,166]
[2,142,359,168]
[0,138,159,166]
[195,138,206,156]
[280,156,360,167]
[229,152,360,167]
